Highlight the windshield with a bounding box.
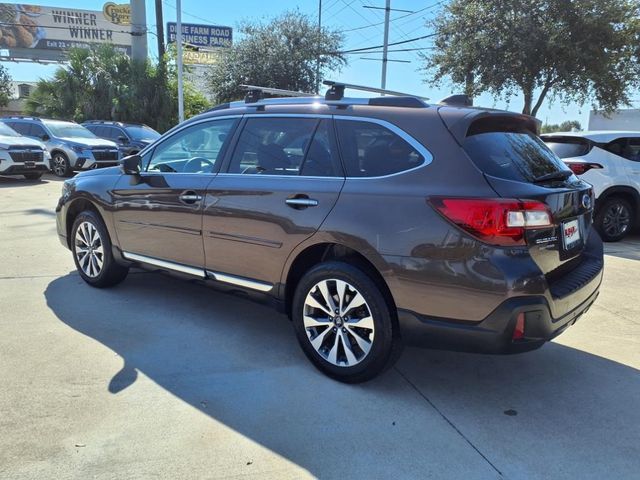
[0,122,20,137]
[44,121,97,139]
[463,130,572,183]
[126,125,160,141]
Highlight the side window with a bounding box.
[335,119,425,177]
[113,128,128,142]
[9,122,31,136]
[603,139,627,158]
[146,118,237,174]
[622,138,640,162]
[228,117,318,175]
[96,126,112,138]
[300,119,341,177]
[30,124,47,139]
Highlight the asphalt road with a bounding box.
[1,173,639,480]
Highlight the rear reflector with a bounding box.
[564,161,603,175]
[429,197,553,246]
[513,313,525,340]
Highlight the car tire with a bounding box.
[71,210,129,288]
[595,197,634,242]
[23,172,43,180]
[51,152,72,177]
[292,261,400,383]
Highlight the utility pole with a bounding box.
[130,0,148,61]
[362,1,414,93]
[381,0,390,91]
[155,0,165,60]
[316,0,322,94]
[176,0,184,123]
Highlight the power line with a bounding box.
[162,0,218,26]
[338,33,437,54]
[344,46,435,54]
[339,2,442,33]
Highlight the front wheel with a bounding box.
[51,152,72,177]
[71,210,129,287]
[595,197,634,242]
[292,261,400,383]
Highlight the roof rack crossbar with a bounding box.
[240,84,317,104]
[322,80,428,101]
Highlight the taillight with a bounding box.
[429,197,553,246]
[564,161,603,175]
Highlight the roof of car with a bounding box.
[541,130,640,143]
[82,120,151,128]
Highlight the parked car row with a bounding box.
[0,116,160,180]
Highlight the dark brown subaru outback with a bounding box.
[56,83,604,382]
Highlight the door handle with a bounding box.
[286,195,319,208]
[179,191,203,204]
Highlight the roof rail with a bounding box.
[240,84,317,104]
[322,80,428,101]
[438,94,473,107]
[1,115,41,121]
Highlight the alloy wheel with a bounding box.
[53,155,67,176]
[303,279,375,367]
[603,203,631,238]
[74,221,104,278]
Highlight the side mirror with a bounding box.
[121,154,141,175]
[117,135,128,144]
[40,134,50,141]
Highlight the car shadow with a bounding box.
[603,234,640,261]
[0,175,48,188]
[44,272,640,478]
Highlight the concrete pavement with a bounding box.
[1,174,639,479]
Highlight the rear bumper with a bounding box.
[398,268,602,354]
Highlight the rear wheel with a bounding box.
[292,261,400,383]
[595,197,634,242]
[52,152,72,177]
[71,210,129,287]
[23,172,43,180]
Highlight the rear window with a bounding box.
[543,137,591,159]
[464,130,569,183]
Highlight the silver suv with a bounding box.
[0,117,120,177]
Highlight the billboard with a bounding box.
[0,3,131,60]
[167,21,232,65]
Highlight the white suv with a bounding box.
[0,117,120,177]
[542,131,640,241]
[0,121,50,180]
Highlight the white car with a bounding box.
[0,122,50,180]
[542,131,640,241]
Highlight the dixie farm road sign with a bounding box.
[167,22,232,49]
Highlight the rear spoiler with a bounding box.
[437,106,542,144]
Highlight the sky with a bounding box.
[2,0,634,127]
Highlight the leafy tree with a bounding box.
[0,64,12,107]
[423,0,640,117]
[207,11,346,103]
[541,120,582,134]
[25,46,210,132]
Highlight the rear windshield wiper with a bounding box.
[532,170,572,184]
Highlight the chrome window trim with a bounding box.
[242,113,333,119]
[206,270,273,292]
[122,252,205,278]
[136,115,243,167]
[334,115,433,178]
